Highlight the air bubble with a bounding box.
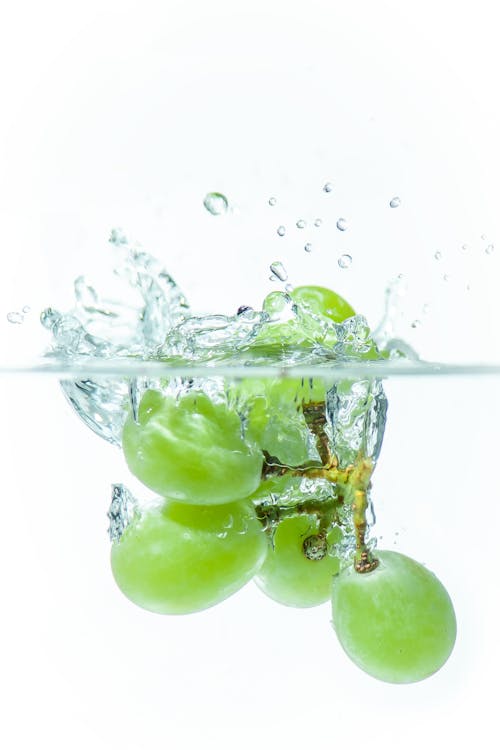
[389,196,401,208]
[6,311,24,324]
[304,243,313,253]
[296,219,306,229]
[277,225,286,237]
[338,253,352,269]
[336,218,348,231]
[270,261,288,282]
[203,192,228,215]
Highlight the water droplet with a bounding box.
[40,307,61,330]
[422,303,430,314]
[6,311,24,324]
[461,244,469,252]
[323,182,333,193]
[314,218,322,227]
[269,275,277,282]
[481,234,487,241]
[434,250,442,260]
[389,196,401,208]
[237,305,253,315]
[285,283,294,293]
[270,261,288,282]
[485,244,495,255]
[277,225,286,237]
[336,218,348,231]
[203,192,228,216]
[443,274,450,282]
[296,219,306,229]
[466,283,471,292]
[268,197,277,206]
[304,243,313,253]
[411,320,421,329]
[22,305,31,314]
[338,253,352,269]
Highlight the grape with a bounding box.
[256,515,342,607]
[235,376,328,466]
[331,550,457,683]
[122,389,263,504]
[291,285,356,322]
[111,498,267,614]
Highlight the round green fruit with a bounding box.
[111,499,267,615]
[331,550,456,683]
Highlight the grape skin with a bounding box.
[256,515,341,608]
[291,285,356,322]
[111,499,267,615]
[331,550,457,683]
[122,390,263,504]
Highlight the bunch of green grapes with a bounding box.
[110,285,456,684]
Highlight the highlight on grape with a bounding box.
[41,233,457,684]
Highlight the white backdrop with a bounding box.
[1,2,500,749]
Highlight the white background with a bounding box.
[1,2,500,749]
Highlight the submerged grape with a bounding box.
[111,499,267,614]
[122,390,263,504]
[256,515,342,608]
[331,550,457,683]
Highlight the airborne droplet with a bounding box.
[336,218,348,231]
[338,253,352,269]
[270,261,288,282]
[277,225,286,237]
[296,219,306,229]
[485,244,495,255]
[389,196,401,208]
[323,182,333,193]
[434,250,442,260]
[268,196,277,206]
[304,243,313,253]
[314,218,323,227]
[203,192,229,216]
[6,311,24,324]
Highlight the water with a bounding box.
[338,253,352,269]
[203,192,229,215]
[3,229,500,718]
[389,196,401,208]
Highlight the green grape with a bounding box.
[122,389,263,504]
[235,375,328,467]
[256,515,342,607]
[291,285,356,322]
[331,550,457,683]
[111,498,267,615]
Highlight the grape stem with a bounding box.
[261,400,379,574]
